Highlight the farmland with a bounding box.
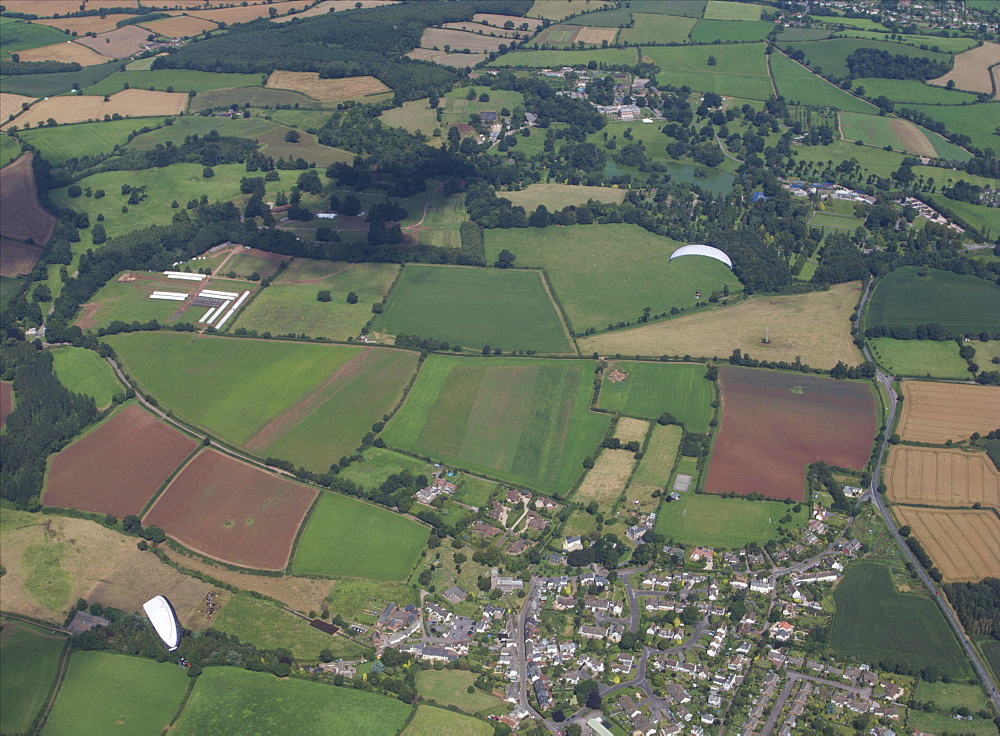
[574,449,638,513]
[19,118,154,166]
[840,112,938,158]
[654,493,805,548]
[73,25,150,59]
[0,19,69,53]
[0,619,66,736]
[704,0,762,20]
[73,274,216,330]
[691,19,774,43]
[501,183,627,211]
[50,347,121,408]
[896,381,1000,444]
[173,667,411,736]
[404,706,492,736]
[144,449,317,570]
[15,41,110,67]
[533,24,618,47]
[630,0,705,15]
[4,89,186,130]
[619,14,697,44]
[371,264,572,354]
[868,338,970,379]
[706,367,878,501]
[139,15,218,38]
[851,76,979,104]
[420,27,510,53]
[488,47,638,68]
[415,669,503,715]
[643,44,773,100]
[885,446,999,509]
[925,192,1000,236]
[597,362,715,432]
[292,492,429,580]
[0,381,12,426]
[485,225,741,335]
[875,102,1000,152]
[382,356,609,496]
[84,69,260,96]
[266,72,391,102]
[527,1,612,21]
[0,154,55,271]
[631,424,682,488]
[893,507,1000,582]
[866,266,1000,335]
[770,52,877,113]
[586,282,863,368]
[782,38,952,80]
[929,41,1000,94]
[830,562,970,678]
[44,404,196,516]
[42,652,190,736]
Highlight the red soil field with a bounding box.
[74,25,151,59]
[705,367,878,501]
[0,381,13,427]
[44,404,198,516]
[144,449,317,570]
[0,154,56,249]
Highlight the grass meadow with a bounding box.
[631,424,682,487]
[19,118,156,165]
[770,52,876,113]
[926,193,1000,236]
[839,111,970,160]
[619,14,697,44]
[866,266,1000,334]
[1,19,69,53]
[487,47,638,68]
[372,264,572,354]
[50,347,121,408]
[900,102,1000,152]
[789,138,906,179]
[851,77,979,104]
[83,69,262,96]
[781,38,952,79]
[0,59,125,97]
[907,711,998,736]
[415,670,504,715]
[485,224,741,335]
[404,706,492,736]
[690,19,773,43]
[869,338,970,379]
[598,362,714,432]
[0,619,66,735]
[42,651,190,736]
[629,0,705,16]
[643,43,773,100]
[292,492,429,579]
[382,355,609,496]
[339,448,437,491]
[831,562,970,678]
[174,667,411,736]
[703,0,763,20]
[914,680,989,713]
[833,31,977,55]
[323,577,418,623]
[501,182,627,211]
[654,493,804,548]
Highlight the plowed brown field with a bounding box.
[0,239,42,277]
[897,381,1000,444]
[144,449,317,571]
[73,24,150,58]
[705,367,878,501]
[0,154,55,272]
[44,404,197,517]
[265,71,390,101]
[894,506,1000,582]
[885,445,999,509]
[0,381,13,427]
[16,41,111,66]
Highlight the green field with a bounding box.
[42,651,190,736]
[654,493,804,548]
[914,680,989,713]
[404,706,492,736]
[416,670,503,714]
[173,667,411,736]
[869,338,970,379]
[83,69,262,96]
[0,59,126,97]
[561,8,631,26]
[51,347,122,408]
[839,111,971,160]
[339,447,436,491]
[643,43,773,100]
[0,619,66,735]
[703,0,762,20]
[597,362,714,432]
[502,183,627,211]
[782,38,952,79]
[926,192,1000,236]
[907,710,998,736]
[983,640,1000,683]
[323,577,418,622]
[770,52,877,114]
[833,32,977,55]
[212,594,366,661]
[629,0,705,16]
[809,211,863,231]
[487,47,638,68]
[485,224,742,335]
[19,118,160,166]
[72,276,222,331]
[382,355,610,495]
[191,85,327,110]
[790,138,906,179]
[778,27,833,42]
[235,262,399,340]
[866,266,1000,334]
[631,423,682,487]
[690,19,773,43]
[851,77,979,104]
[126,115,275,149]
[830,562,970,679]
[292,492,430,579]
[619,14,697,44]
[372,264,572,354]
[0,19,69,53]
[0,133,20,165]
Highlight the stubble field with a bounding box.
[885,446,999,509]
[893,507,1000,581]
[266,72,390,102]
[929,41,1000,94]
[3,89,187,129]
[896,381,1000,444]
[573,449,637,513]
[14,40,110,66]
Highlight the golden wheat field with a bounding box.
[885,445,999,509]
[3,90,187,130]
[15,41,111,66]
[894,506,1000,582]
[897,381,1000,444]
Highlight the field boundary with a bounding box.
[536,266,579,354]
[138,443,205,518]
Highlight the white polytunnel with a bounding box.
[669,244,733,269]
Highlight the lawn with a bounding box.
[830,562,970,679]
[173,667,411,736]
[654,493,805,548]
[899,102,1000,152]
[643,43,774,100]
[50,347,121,408]
[403,706,492,736]
[619,14,697,44]
[212,594,366,661]
[809,210,863,231]
[382,355,610,496]
[851,77,979,104]
[42,651,190,736]
[19,118,158,165]
[869,338,970,379]
[485,224,741,335]
[292,492,430,580]
[690,19,774,43]
[371,264,572,354]
[234,262,399,340]
[770,51,877,114]
[597,362,715,432]
[782,38,952,80]
[0,619,66,736]
[913,680,989,713]
[416,670,503,714]
[703,0,763,21]
[83,69,262,96]
[866,266,1000,335]
[631,424,682,487]
[487,47,638,68]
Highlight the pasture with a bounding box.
[42,651,190,736]
[371,264,572,354]
[643,44,773,100]
[790,138,906,180]
[0,154,56,260]
[562,8,630,26]
[840,111,936,157]
[293,492,429,580]
[173,667,411,736]
[0,59,126,98]
[585,282,863,369]
[894,507,999,582]
[486,224,741,335]
[404,706,492,736]
[19,118,153,165]
[416,670,503,715]
[834,31,977,55]
[926,192,1000,235]
[769,51,876,113]
[614,417,649,444]
[487,47,638,68]
[630,0,705,15]
[706,367,877,501]
[0,619,66,736]
[193,86,323,110]
[338,448,437,494]
[574,449,637,513]
[619,14,697,44]
[598,362,714,432]
[897,381,1000,444]
[631,424,682,488]
[690,19,773,43]
[50,347,121,408]
[851,76,979,104]
[502,183,627,210]
[0,19,68,53]
[382,356,610,495]
[866,266,1000,335]
[85,69,260,96]
[703,0,762,20]
[405,48,488,69]
[782,38,952,80]
[830,562,970,678]
[886,446,999,509]
[44,404,196,516]
[929,41,1000,95]
[266,72,390,102]
[654,493,804,548]
[5,89,186,130]
[527,1,613,21]
[144,449,317,570]
[868,338,969,379]
[907,711,998,736]
[914,680,989,713]
[533,24,618,47]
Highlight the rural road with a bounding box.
[855,277,1000,712]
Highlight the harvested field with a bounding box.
[0,381,11,427]
[187,1,313,23]
[73,25,151,59]
[0,92,34,123]
[897,381,1000,444]
[894,507,1000,582]
[15,41,111,66]
[615,417,649,445]
[929,42,1000,94]
[139,15,218,38]
[420,27,508,53]
[265,71,390,102]
[405,48,488,68]
[440,21,520,37]
[270,1,398,23]
[0,239,42,277]
[535,24,617,45]
[573,449,636,512]
[144,449,317,570]
[44,404,197,517]
[0,154,56,262]
[2,89,187,129]
[573,26,618,44]
[885,446,999,509]
[1,0,89,14]
[474,13,544,31]
[706,367,878,501]
[503,184,627,210]
[32,15,133,34]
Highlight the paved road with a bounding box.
[761,671,872,736]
